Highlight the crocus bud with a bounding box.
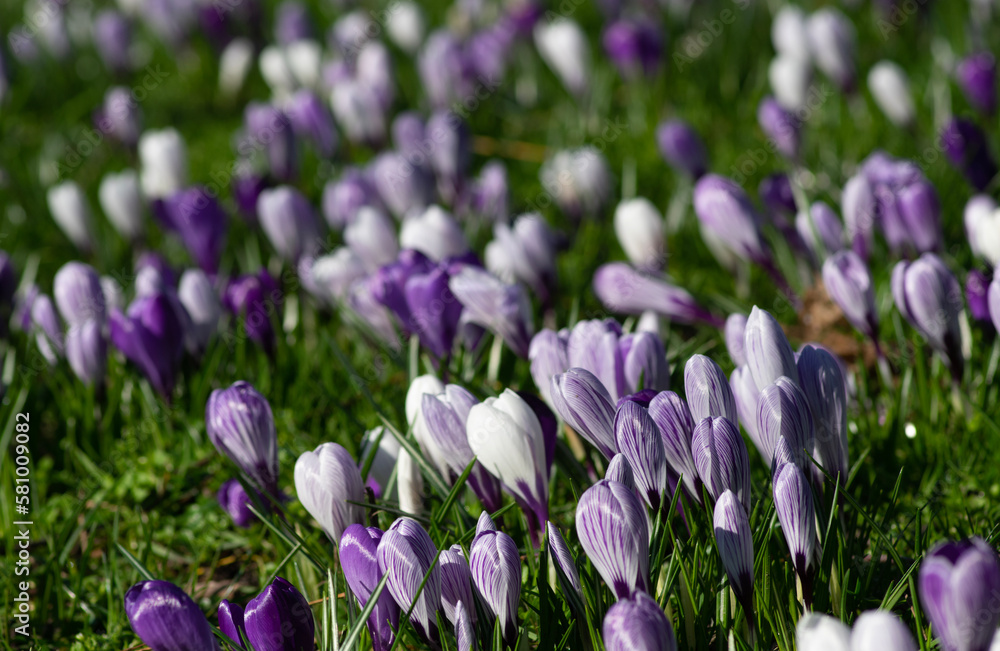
[377,518,442,644]
[207,381,280,496]
[65,319,106,385]
[426,111,471,204]
[386,1,425,53]
[796,613,850,650]
[769,53,812,111]
[606,454,636,490]
[400,206,470,262]
[756,377,814,471]
[602,591,677,651]
[223,269,280,353]
[54,262,105,327]
[614,198,666,272]
[851,610,918,651]
[576,479,650,599]
[964,195,1000,268]
[534,18,590,96]
[693,175,769,271]
[439,545,475,628]
[692,416,750,512]
[109,293,185,396]
[614,401,667,511]
[941,118,998,191]
[798,345,848,483]
[725,314,748,367]
[547,521,584,603]
[773,462,817,586]
[322,167,382,229]
[967,270,992,324]
[177,269,220,354]
[470,526,522,644]
[217,478,257,528]
[97,86,142,148]
[990,277,1000,334]
[219,38,254,97]
[485,214,558,304]
[956,52,996,115]
[713,489,754,616]
[730,366,760,443]
[868,61,915,127]
[405,265,464,360]
[331,80,388,146]
[822,250,878,341]
[370,151,435,219]
[796,201,844,260]
[684,354,737,424]
[218,599,244,647]
[806,8,856,91]
[771,5,810,62]
[918,537,1000,651]
[397,448,423,516]
[285,90,337,158]
[467,389,549,530]
[744,306,798,392]
[449,267,534,358]
[31,294,63,365]
[621,332,670,396]
[841,174,876,260]
[124,581,217,651]
[593,263,721,327]
[237,577,315,651]
[294,442,365,543]
[648,391,700,501]
[656,119,708,179]
[139,128,188,199]
[93,10,132,73]
[566,319,624,400]
[99,169,144,241]
[550,368,617,460]
[602,19,663,79]
[759,173,797,217]
[160,187,228,275]
[758,96,800,160]
[540,147,612,218]
[892,254,965,380]
[529,329,570,406]
[47,181,95,251]
[257,186,322,263]
[340,525,399,651]
[470,160,510,222]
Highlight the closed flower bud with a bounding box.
[823,250,878,341]
[160,187,228,275]
[693,175,769,271]
[331,80,388,146]
[286,90,337,158]
[54,262,105,327]
[294,442,365,543]
[400,205,469,262]
[99,169,145,241]
[31,294,63,365]
[941,118,998,191]
[725,314,748,367]
[370,151,435,218]
[534,18,590,96]
[386,1,425,54]
[648,392,699,501]
[233,577,315,651]
[967,270,992,324]
[109,293,186,396]
[796,201,844,260]
[593,263,722,327]
[656,119,708,179]
[744,306,798,392]
[426,111,471,204]
[797,345,848,483]
[47,181,96,251]
[540,147,612,219]
[449,267,534,358]
[125,581,217,651]
[485,213,558,304]
[773,462,817,584]
[223,269,281,353]
[177,269,220,354]
[547,521,584,603]
[758,96,800,160]
[139,128,188,199]
[841,174,876,260]
[219,38,254,97]
[956,53,996,115]
[713,489,754,616]
[684,354,737,425]
[964,195,1000,268]
[217,478,257,529]
[806,8,856,91]
[769,53,812,111]
[470,526,522,644]
[602,591,677,651]
[851,610,918,651]
[756,377,814,471]
[550,368,617,460]
[438,544,475,629]
[93,10,132,73]
[692,417,750,512]
[614,198,666,272]
[868,61,915,127]
[340,525,399,651]
[257,186,322,263]
[892,254,965,380]
[771,5,811,62]
[529,329,570,407]
[576,479,650,600]
[377,518,442,644]
[606,454,636,490]
[602,19,663,79]
[730,365,761,445]
[343,207,398,273]
[796,612,850,651]
[614,401,667,511]
[65,319,106,385]
[470,160,510,222]
[322,167,382,229]
[207,381,280,497]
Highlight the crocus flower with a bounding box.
[593,263,722,327]
[964,195,1000,268]
[797,345,848,484]
[177,269,220,354]
[774,462,817,597]
[65,319,107,385]
[725,314,748,367]
[400,206,470,263]
[806,8,856,91]
[684,354,737,425]
[449,267,534,358]
[344,207,398,272]
[614,198,666,272]
[340,525,399,651]
[322,167,382,229]
[219,38,255,98]
[656,119,708,179]
[576,479,650,600]
[426,111,471,204]
[93,10,132,73]
[124,581,217,651]
[539,147,611,218]
[892,254,965,381]
[286,90,337,158]
[96,86,142,148]
[47,181,95,251]
[868,61,915,127]
[377,518,442,644]
[223,269,281,353]
[602,19,663,78]
[99,170,145,241]
[470,525,522,644]
[207,381,280,497]
[713,489,754,617]
[438,545,475,628]
[529,329,569,407]
[795,613,850,651]
[30,294,63,365]
[385,0,425,53]
[550,368,617,460]
[967,271,993,324]
[796,201,844,261]
[851,610,918,651]
[918,537,1000,651]
[758,96,800,160]
[54,262,106,327]
[648,391,700,501]
[405,373,447,477]
[769,53,812,111]
[331,80,389,146]
[139,128,188,200]
[485,214,559,304]
[396,449,423,516]
[956,53,996,115]
[294,442,365,543]
[861,151,943,255]
[221,576,316,651]
[370,249,435,333]
[467,389,549,534]
[369,151,435,219]
[841,174,876,260]
[692,416,751,512]
[771,5,810,62]
[217,478,257,528]
[601,590,676,651]
[546,521,584,604]
[755,377,815,471]
[743,306,798,392]
[606,454,636,489]
[614,400,667,511]
[469,160,510,222]
[275,1,312,44]
[159,187,228,275]
[109,293,186,396]
[941,118,998,191]
[534,18,590,96]
[823,250,879,342]
[257,186,321,263]
[730,365,761,445]
[418,30,476,109]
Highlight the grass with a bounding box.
[0,0,999,649]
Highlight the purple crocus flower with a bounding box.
[755,377,815,472]
[743,305,798,392]
[713,489,754,617]
[218,599,245,647]
[841,174,877,261]
[822,250,879,342]
[693,174,769,268]
[691,416,751,512]
[404,265,464,360]
[797,345,849,484]
[93,10,132,73]
[369,150,436,219]
[124,581,218,651]
[419,30,477,109]
[940,118,998,191]
[576,479,650,600]
[340,525,399,651]
[438,545,475,628]
[550,367,617,460]
[206,381,280,497]
[275,1,312,44]
[725,314,748,367]
[377,518,442,644]
[96,87,142,147]
[426,111,472,205]
[730,365,761,445]
[485,214,559,305]
[796,201,844,261]
[528,328,569,407]
[602,19,663,78]
[758,173,797,217]
[806,8,856,92]
[860,151,942,255]
[892,254,965,381]
[223,269,281,353]
[54,262,106,327]
[449,266,534,358]
[222,577,316,651]
[65,319,107,386]
[470,524,522,644]
[244,102,298,182]
[774,462,817,603]
[956,53,996,115]
[286,90,338,158]
[546,521,584,603]
[966,271,992,324]
[321,167,382,229]
[331,206,395,271]
[593,263,722,327]
[257,186,322,263]
[655,119,707,179]
[370,249,435,333]
[601,589,676,651]
[160,187,228,275]
[469,160,509,222]
[684,354,737,425]
[231,170,267,224]
[614,400,667,511]
[109,293,186,397]
[648,391,700,502]
[758,96,800,160]
[918,537,1000,651]
[606,454,636,489]
[217,478,257,528]
[294,442,365,543]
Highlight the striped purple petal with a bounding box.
[206,381,280,497]
[713,490,754,617]
[606,454,636,491]
[294,442,366,544]
[691,417,751,513]
[243,577,316,651]
[124,581,218,651]
[575,479,650,600]
[744,306,798,391]
[684,354,738,424]
[529,328,570,407]
[602,591,677,651]
[621,331,671,395]
[340,524,398,651]
[455,600,475,651]
[725,313,748,366]
[755,377,815,472]
[648,391,700,502]
[550,367,618,460]
[376,518,442,644]
[568,318,626,402]
[613,401,668,511]
[773,463,817,581]
[439,545,476,628]
[797,345,849,484]
[546,521,583,602]
[470,527,523,644]
[730,365,762,449]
